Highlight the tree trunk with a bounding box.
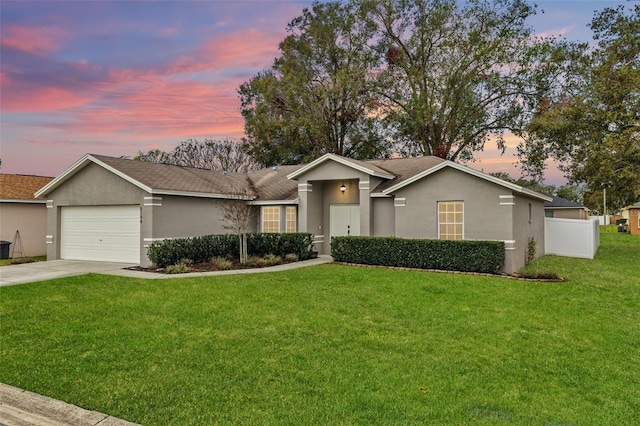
[239,232,248,264]
[238,233,245,264]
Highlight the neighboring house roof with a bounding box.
[621,202,640,213]
[35,152,552,203]
[544,195,587,209]
[0,174,53,202]
[36,154,256,199]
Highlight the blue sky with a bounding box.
[0,0,628,184]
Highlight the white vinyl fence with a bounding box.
[545,217,600,259]
[592,215,610,226]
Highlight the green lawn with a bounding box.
[0,255,46,267]
[1,233,638,425]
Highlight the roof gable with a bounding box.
[287,153,395,180]
[365,156,446,193]
[378,160,552,202]
[0,174,53,200]
[35,154,256,199]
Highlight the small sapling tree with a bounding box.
[219,186,256,264]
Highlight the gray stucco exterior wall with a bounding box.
[298,181,324,252]
[392,168,512,241]
[44,163,147,263]
[372,198,395,236]
[512,195,546,271]
[144,195,253,266]
[150,196,237,238]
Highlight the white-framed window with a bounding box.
[262,206,280,233]
[286,206,297,232]
[545,210,554,218]
[438,201,463,240]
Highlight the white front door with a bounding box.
[330,205,360,237]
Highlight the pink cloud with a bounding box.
[42,25,276,139]
[0,74,93,112]
[63,76,247,139]
[0,24,65,54]
[166,28,282,75]
[21,137,122,148]
[200,28,282,68]
[1,20,285,134]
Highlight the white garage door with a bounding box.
[61,205,140,263]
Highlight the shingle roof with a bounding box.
[365,156,446,193]
[0,174,53,200]
[37,153,549,202]
[93,155,447,200]
[91,155,256,197]
[338,156,395,178]
[544,195,585,209]
[248,165,302,201]
[286,153,395,180]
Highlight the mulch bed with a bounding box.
[334,261,565,282]
[127,258,300,274]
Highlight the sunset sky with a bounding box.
[0,0,627,184]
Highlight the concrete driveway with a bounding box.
[0,260,136,286]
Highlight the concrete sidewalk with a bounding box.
[0,256,333,286]
[0,383,139,426]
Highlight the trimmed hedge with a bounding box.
[148,233,314,268]
[331,236,505,274]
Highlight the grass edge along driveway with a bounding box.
[1,232,638,425]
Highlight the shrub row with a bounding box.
[331,236,505,274]
[148,233,314,267]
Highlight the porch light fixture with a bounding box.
[340,183,346,193]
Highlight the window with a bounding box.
[545,210,554,218]
[529,203,532,222]
[262,207,280,233]
[286,206,297,232]
[438,201,463,240]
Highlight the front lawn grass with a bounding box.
[0,255,46,267]
[1,233,638,424]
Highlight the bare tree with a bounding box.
[135,138,259,173]
[219,186,256,264]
